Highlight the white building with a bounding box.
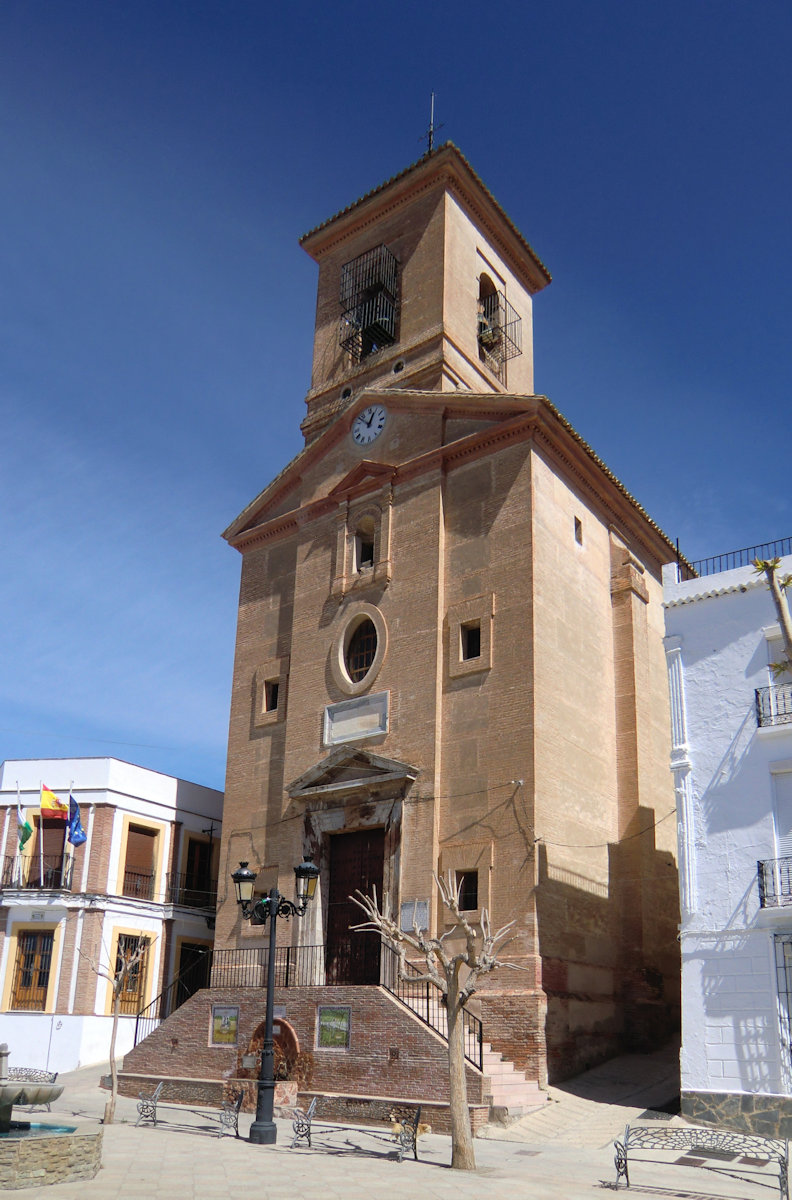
[664,543,792,1133]
[0,758,222,1073]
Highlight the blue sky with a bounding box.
[0,1,789,791]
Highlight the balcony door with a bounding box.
[183,837,212,906]
[325,828,384,985]
[772,772,792,902]
[28,818,67,888]
[123,826,157,899]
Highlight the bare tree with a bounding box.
[351,874,514,1170]
[754,558,792,673]
[79,935,152,1124]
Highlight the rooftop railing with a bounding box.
[689,536,792,579]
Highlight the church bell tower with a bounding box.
[298,143,552,443]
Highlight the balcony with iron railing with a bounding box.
[166,872,218,909]
[756,684,792,729]
[758,856,792,908]
[122,869,155,900]
[1,854,73,891]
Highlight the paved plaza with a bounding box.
[5,1042,772,1199]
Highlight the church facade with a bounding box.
[211,144,680,1091]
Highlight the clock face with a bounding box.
[352,404,387,446]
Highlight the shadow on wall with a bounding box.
[698,705,760,836]
[536,805,680,1083]
[696,888,784,1096]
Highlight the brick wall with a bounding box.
[121,984,485,1107]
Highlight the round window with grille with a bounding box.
[346,618,377,682]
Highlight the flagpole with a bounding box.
[61,782,73,887]
[39,783,44,889]
[16,783,22,886]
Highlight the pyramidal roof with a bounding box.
[299,142,551,292]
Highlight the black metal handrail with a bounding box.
[1,854,73,890]
[166,872,218,908]
[134,947,214,1045]
[758,857,792,908]
[690,536,792,579]
[209,944,325,990]
[756,684,792,728]
[380,942,483,1071]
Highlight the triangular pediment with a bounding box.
[287,746,419,801]
[222,391,536,547]
[328,460,396,498]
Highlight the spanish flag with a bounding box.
[40,784,69,819]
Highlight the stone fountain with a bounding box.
[0,1043,102,1189]
[0,1043,64,1132]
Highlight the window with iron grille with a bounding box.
[339,245,399,363]
[115,933,150,1015]
[10,930,54,1010]
[477,275,522,382]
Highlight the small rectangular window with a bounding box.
[357,538,375,570]
[461,621,481,661]
[574,517,583,545]
[264,679,279,712]
[455,870,478,911]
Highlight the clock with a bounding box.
[352,404,387,446]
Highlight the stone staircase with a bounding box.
[387,967,548,1117]
[480,1041,548,1116]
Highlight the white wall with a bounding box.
[665,556,792,1097]
[1,1012,138,1073]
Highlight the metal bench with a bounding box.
[291,1096,317,1148]
[136,1082,242,1137]
[291,1097,421,1163]
[215,1090,244,1138]
[8,1068,58,1112]
[613,1122,790,1199]
[135,1081,164,1126]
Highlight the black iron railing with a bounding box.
[209,944,325,990]
[134,947,214,1045]
[1,854,73,890]
[122,869,155,900]
[166,872,217,908]
[756,684,792,728]
[690,536,792,579]
[133,939,485,1069]
[380,942,483,1070]
[758,857,792,908]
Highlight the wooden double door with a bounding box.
[325,829,384,985]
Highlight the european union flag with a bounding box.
[67,795,87,847]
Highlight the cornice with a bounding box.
[227,394,679,570]
[299,143,551,295]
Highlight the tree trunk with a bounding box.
[104,986,120,1125]
[446,972,476,1170]
[763,563,792,667]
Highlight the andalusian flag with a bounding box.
[40,784,68,819]
[17,803,32,849]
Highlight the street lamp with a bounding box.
[230,856,319,1145]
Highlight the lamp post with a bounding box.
[231,855,319,1145]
